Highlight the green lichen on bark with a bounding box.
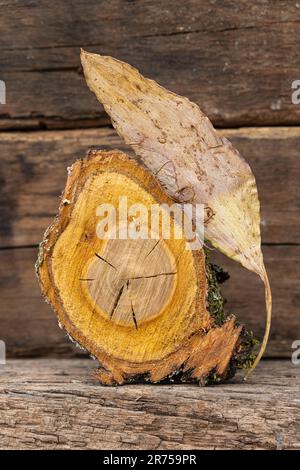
[206,258,228,326]
[205,252,257,382]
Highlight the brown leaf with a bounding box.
[81,50,272,375]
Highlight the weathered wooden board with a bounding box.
[1,0,300,128]
[1,126,299,247]
[0,128,126,247]
[0,247,79,357]
[0,245,298,358]
[211,246,300,358]
[0,359,299,449]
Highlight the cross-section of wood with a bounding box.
[37,150,253,385]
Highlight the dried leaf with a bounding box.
[81,50,272,375]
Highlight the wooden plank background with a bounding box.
[1,0,300,129]
[0,0,299,359]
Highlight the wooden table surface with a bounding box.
[0,359,299,450]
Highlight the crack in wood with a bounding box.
[126,272,177,281]
[95,253,117,270]
[126,280,138,330]
[110,284,125,319]
[131,300,138,330]
[144,239,160,260]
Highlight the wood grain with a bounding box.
[0,358,299,449]
[0,126,299,247]
[0,245,298,358]
[1,0,300,129]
